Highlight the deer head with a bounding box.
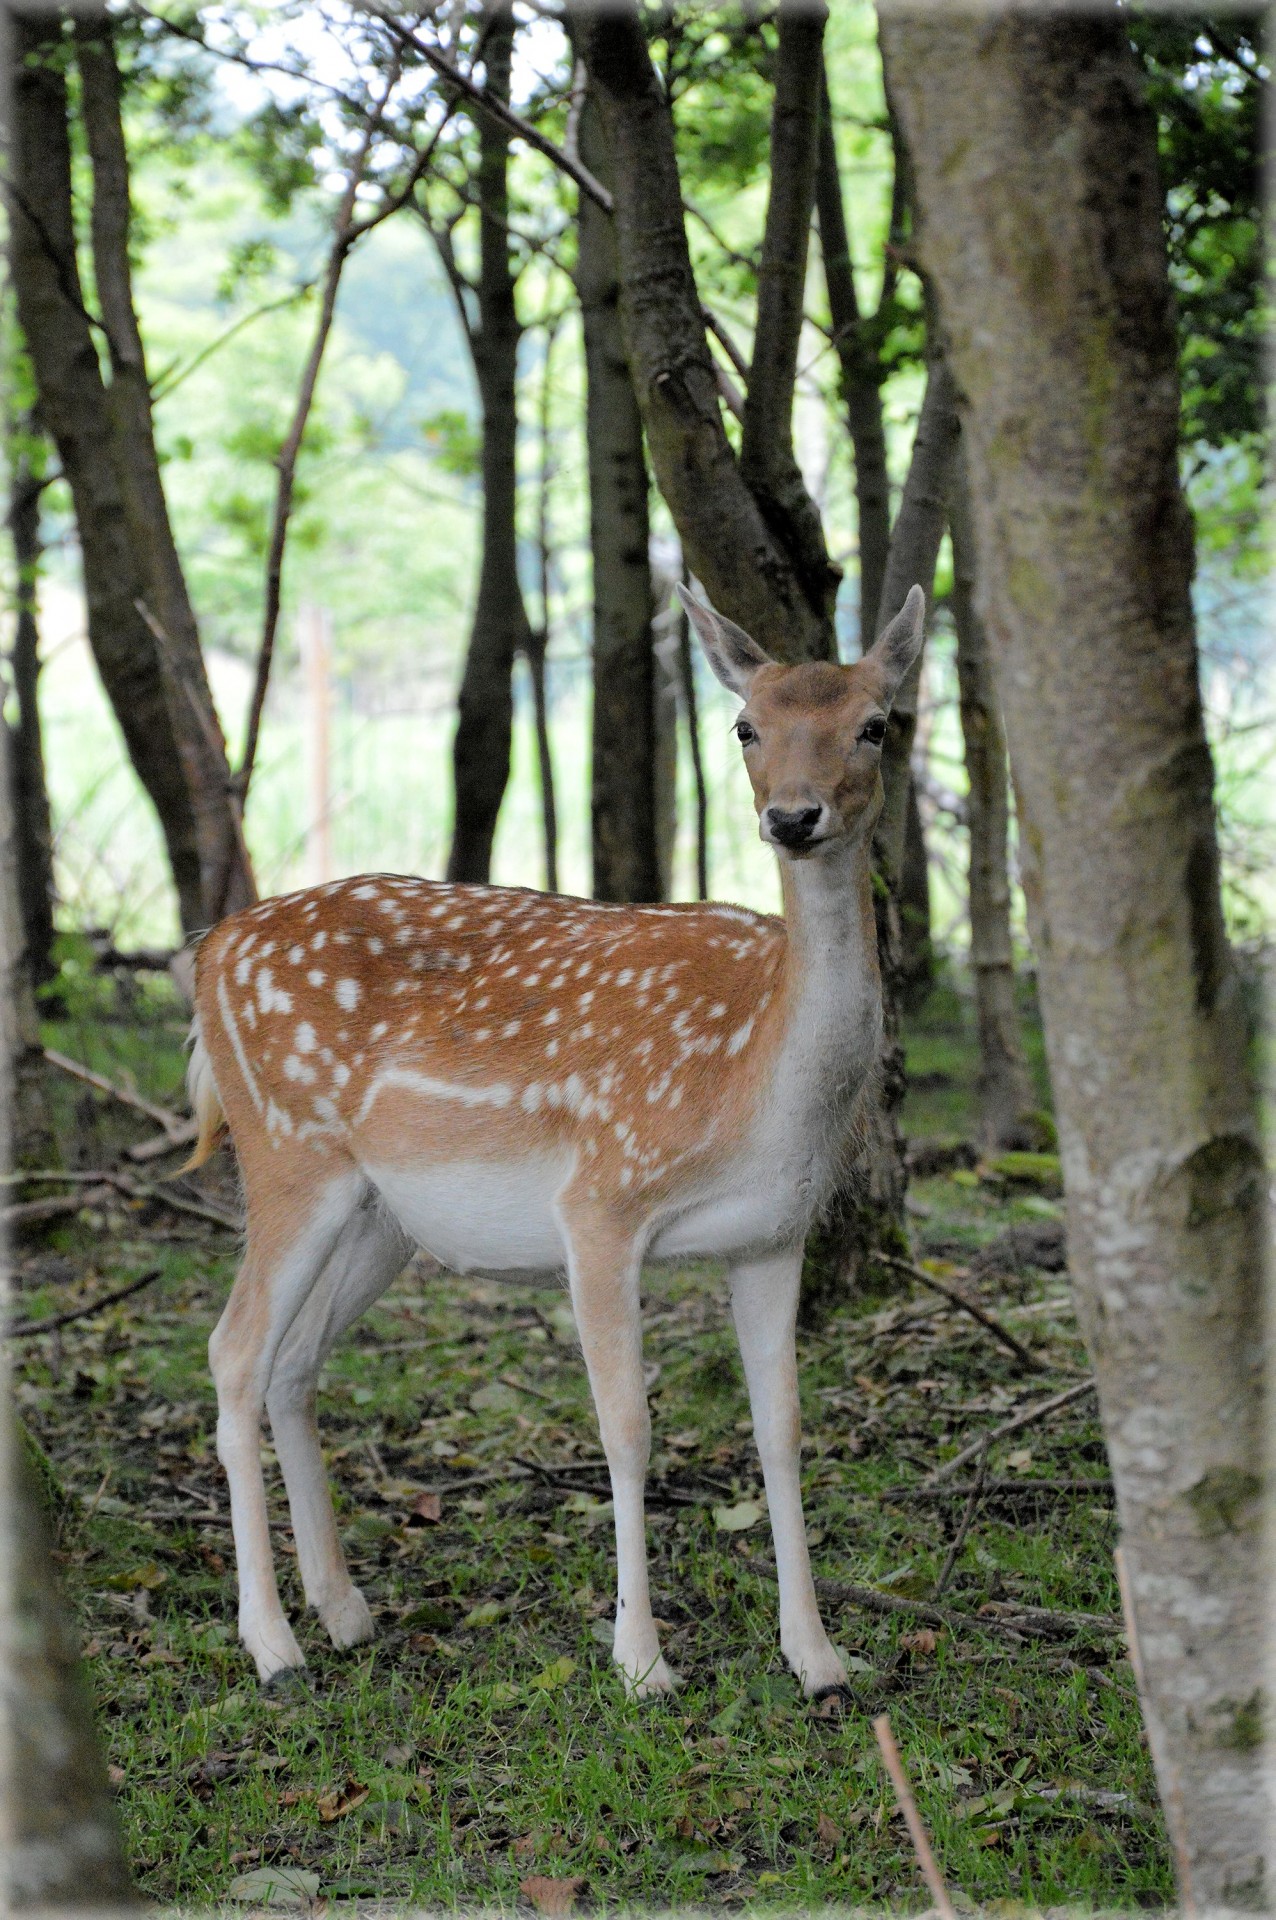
[678,584,926,856]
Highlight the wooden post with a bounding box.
[299,603,332,885]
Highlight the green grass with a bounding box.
[11,976,1171,1913]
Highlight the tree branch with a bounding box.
[358,3,614,212]
[237,59,402,807]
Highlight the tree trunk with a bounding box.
[8,12,231,934]
[803,352,959,1314]
[446,0,535,886]
[1,675,129,1902]
[8,444,57,989]
[738,1,836,624]
[816,59,891,654]
[950,447,1036,1151]
[74,7,253,922]
[885,12,1266,1902]
[2,1415,137,1909]
[652,595,680,901]
[572,0,835,663]
[897,775,933,1012]
[577,84,660,904]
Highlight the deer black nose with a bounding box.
[764,804,825,849]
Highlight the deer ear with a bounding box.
[676,583,774,698]
[866,585,926,704]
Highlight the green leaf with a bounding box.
[225,1866,319,1907]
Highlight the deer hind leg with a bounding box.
[208,1168,361,1682]
[729,1242,847,1696]
[266,1195,412,1649]
[558,1202,673,1697]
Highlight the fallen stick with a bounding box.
[933,1437,988,1600]
[43,1047,188,1138]
[875,1253,1045,1371]
[127,1119,200,1163]
[882,1476,1113,1502]
[6,1266,163,1338]
[807,1574,1119,1641]
[1,1167,240,1232]
[871,1714,958,1920]
[3,1185,117,1227]
[924,1378,1097,1485]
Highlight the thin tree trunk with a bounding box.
[74,7,254,922]
[572,0,834,664]
[447,0,535,885]
[577,83,659,904]
[815,59,890,654]
[8,444,57,988]
[738,0,837,627]
[652,597,680,901]
[886,12,1266,1901]
[676,585,710,903]
[804,352,958,1315]
[897,775,933,1012]
[9,12,208,932]
[950,448,1036,1150]
[530,319,560,895]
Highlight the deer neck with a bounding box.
[774,834,882,1084]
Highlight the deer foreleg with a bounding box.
[730,1242,846,1695]
[559,1206,672,1696]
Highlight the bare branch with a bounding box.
[357,3,613,211]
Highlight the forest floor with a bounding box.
[9,959,1172,1913]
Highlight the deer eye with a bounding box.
[735,719,758,747]
[858,715,887,747]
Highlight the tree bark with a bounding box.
[8,11,248,934]
[816,59,891,654]
[447,0,536,885]
[572,0,835,664]
[885,11,1266,1902]
[950,446,1036,1151]
[1,668,130,1903]
[897,775,933,1012]
[8,444,57,990]
[803,351,959,1313]
[738,1,837,626]
[577,84,660,904]
[74,7,253,923]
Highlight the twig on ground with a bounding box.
[799,1570,1120,1641]
[875,1252,1046,1371]
[871,1714,958,1920]
[883,1476,1113,1502]
[933,1436,988,1600]
[127,1120,199,1163]
[1115,1546,1197,1914]
[3,1185,118,1227]
[925,1378,1097,1485]
[42,1047,188,1137]
[5,1267,162,1338]
[1,1167,240,1232]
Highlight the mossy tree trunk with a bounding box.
[886,10,1267,1901]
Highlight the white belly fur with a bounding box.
[366,1154,572,1276]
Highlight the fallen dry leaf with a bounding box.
[107,1764,126,1788]
[409,1490,443,1524]
[512,1832,539,1862]
[520,1874,586,1917]
[316,1776,369,1822]
[816,1811,841,1850]
[900,1628,939,1656]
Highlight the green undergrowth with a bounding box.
[10,971,1172,1912]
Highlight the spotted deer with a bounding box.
[187,584,925,1696]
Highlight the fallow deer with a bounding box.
[186,584,925,1697]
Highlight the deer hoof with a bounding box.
[320,1586,376,1649]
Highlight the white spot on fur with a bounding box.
[335,978,360,1011]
